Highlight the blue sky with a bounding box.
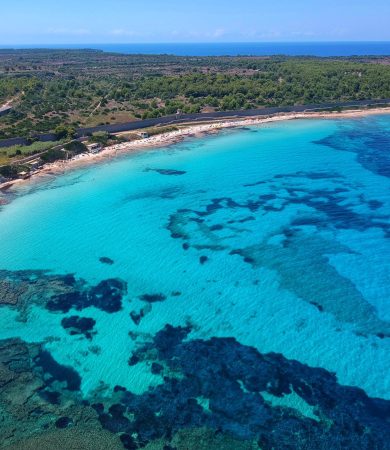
[1,0,389,44]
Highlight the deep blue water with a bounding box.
[0,116,389,448]
[2,41,390,56]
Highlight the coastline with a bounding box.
[1,106,390,195]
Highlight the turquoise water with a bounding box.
[0,116,390,447]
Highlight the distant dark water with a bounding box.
[3,42,390,56]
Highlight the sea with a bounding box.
[0,115,389,448]
[2,41,390,56]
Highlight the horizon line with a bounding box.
[1,40,390,46]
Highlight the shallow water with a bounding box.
[0,116,389,448]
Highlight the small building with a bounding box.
[87,143,102,154]
[139,132,149,139]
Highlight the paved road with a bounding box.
[76,99,390,136]
[1,98,390,149]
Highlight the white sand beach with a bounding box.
[1,106,390,193]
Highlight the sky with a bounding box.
[1,0,390,45]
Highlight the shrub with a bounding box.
[40,148,67,163]
[63,141,87,155]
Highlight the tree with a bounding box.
[54,125,76,140]
[0,165,19,179]
[63,141,87,155]
[90,131,110,145]
[40,149,67,163]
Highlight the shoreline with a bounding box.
[1,106,390,195]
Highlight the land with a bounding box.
[1,49,390,187]
[1,49,390,141]
[1,106,389,194]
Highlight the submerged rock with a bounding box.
[0,270,127,316]
[145,168,187,176]
[199,256,209,265]
[130,310,143,326]
[33,349,81,391]
[0,279,27,306]
[88,279,127,313]
[151,362,164,375]
[61,316,97,340]
[0,338,121,448]
[55,417,73,429]
[91,325,390,449]
[99,257,115,265]
[0,326,390,449]
[48,278,127,314]
[139,293,166,303]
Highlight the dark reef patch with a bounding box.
[99,257,115,265]
[164,170,389,337]
[61,316,97,340]
[274,170,343,181]
[128,354,140,366]
[0,338,123,448]
[209,224,224,231]
[238,216,256,223]
[1,327,390,449]
[120,433,138,449]
[130,310,144,326]
[130,303,152,325]
[139,293,166,303]
[48,278,127,314]
[89,325,390,449]
[313,120,390,178]
[33,349,81,391]
[171,291,181,297]
[88,279,127,313]
[230,231,390,338]
[368,199,383,210]
[151,362,164,374]
[121,186,183,204]
[0,270,128,317]
[38,390,61,405]
[167,173,390,242]
[55,416,73,429]
[145,168,187,176]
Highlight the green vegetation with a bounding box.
[0,164,21,179]
[0,49,390,139]
[63,141,87,155]
[39,141,87,164]
[89,131,110,145]
[0,139,88,179]
[39,148,68,163]
[54,125,76,140]
[0,140,64,165]
[143,125,179,136]
[0,161,32,178]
